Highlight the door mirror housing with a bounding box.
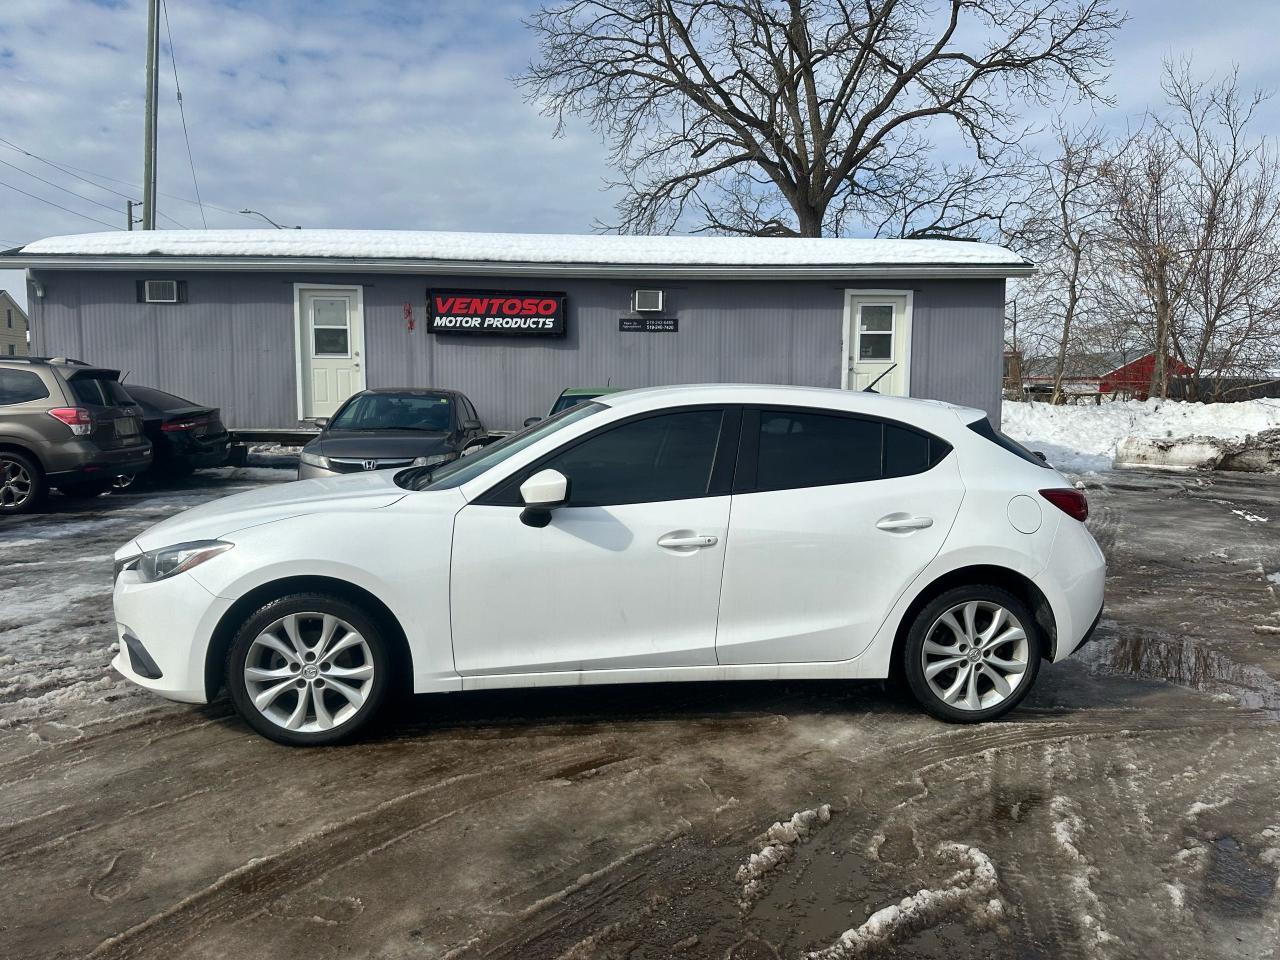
[519,468,569,527]
[314,417,328,429]
[523,416,543,428]
[462,418,482,431]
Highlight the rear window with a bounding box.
[0,369,49,405]
[967,417,1048,467]
[68,373,134,407]
[122,385,196,411]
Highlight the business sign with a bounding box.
[619,317,678,333]
[428,290,566,336]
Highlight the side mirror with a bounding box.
[314,417,328,429]
[462,418,482,431]
[519,468,568,528]
[523,416,543,428]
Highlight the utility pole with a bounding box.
[127,200,136,230]
[142,0,160,230]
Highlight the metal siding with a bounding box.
[31,270,1004,430]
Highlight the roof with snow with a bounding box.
[2,230,1034,279]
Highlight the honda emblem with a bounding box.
[362,459,378,471]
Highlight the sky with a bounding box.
[3,0,1280,314]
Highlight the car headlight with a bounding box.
[412,452,458,467]
[300,450,330,469]
[131,540,234,583]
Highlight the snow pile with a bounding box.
[804,843,1002,959]
[15,229,1029,269]
[1002,398,1280,473]
[735,804,832,906]
[1049,797,1120,957]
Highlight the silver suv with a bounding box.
[0,358,152,514]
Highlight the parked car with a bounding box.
[0,357,151,514]
[523,386,621,427]
[111,384,1104,745]
[297,388,486,479]
[121,384,231,477]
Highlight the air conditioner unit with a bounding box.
[143,280,179,303]
[633,289,664,312]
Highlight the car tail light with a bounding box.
[48,407,93,436]
[1039,488,1089,521]
[161,416,209,433]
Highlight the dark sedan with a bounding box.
[123,384,230,477]
[297,388,486,480]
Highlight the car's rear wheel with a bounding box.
[903,586,1042,723]
[0,451,46,515]
[226,594,391,746]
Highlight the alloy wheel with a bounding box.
[242,612,376,733]
[0,457,33,510]
[921,600,1029,712]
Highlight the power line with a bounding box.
[0,156,128,216]
[161,0,206,228]
[0,177,120,230]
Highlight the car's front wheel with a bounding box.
[226,594,392,746]
[903,586,1042,723]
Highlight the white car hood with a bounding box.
[129,472,408,552]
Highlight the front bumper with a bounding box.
[112,564,233,703]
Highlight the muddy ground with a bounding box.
[2,467,1279,960]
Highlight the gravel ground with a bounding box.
[2,466,1279,960]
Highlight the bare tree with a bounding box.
[518,0,1125,237]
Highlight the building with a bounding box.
[1018,350,1194,400]
[2,231,1033,431]
[0,289,28,356]
[1099,352,1194,399]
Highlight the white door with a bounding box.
[846,293,910,396]
[449,408,730,676]
[716,408,962,665]
[297,287,365,420]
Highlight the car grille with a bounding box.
[327,457,415,474]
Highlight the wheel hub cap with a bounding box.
[302,664,318,680]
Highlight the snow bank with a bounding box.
[1002,398,1280,473]
[735,804,832,906]
[15,229,1029,268]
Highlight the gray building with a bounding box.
[2,231,1032,431]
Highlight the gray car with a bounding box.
[0,357,152,514]
[297,388,486,480]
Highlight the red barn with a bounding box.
[1099,352,1195,399]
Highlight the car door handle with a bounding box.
[657,534,719,549]
[876,516,933,531]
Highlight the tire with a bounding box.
[225,593,392,746]
[58,479,114,499]
[903,585,1042,723]
[0,450,47,515]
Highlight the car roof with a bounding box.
[597,383,985,428]
[560,387,621,396]
[357,387,458,397]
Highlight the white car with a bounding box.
[111,385,1105,745]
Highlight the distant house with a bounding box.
[0,290,28,356]
[1017,350,1193,400]
[1099,352,1194,399]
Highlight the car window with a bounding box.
[405,401,607,492]
[123,385,197,411]
[329,393,452,431]
[966,416,1049,467]
[755,411,882,490]
[751,410,949,491]
[551,392,599,415]
[540,409,723,506]
[0,369,49,405]
[68,373,132,407]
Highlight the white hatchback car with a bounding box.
[112,385,1105,745]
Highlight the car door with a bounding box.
[716,407,963,665]
[449,407,736,677]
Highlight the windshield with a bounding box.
[396,401,606,492]
[330,393,452,432]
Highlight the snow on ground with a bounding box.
[1002,398,1280,473]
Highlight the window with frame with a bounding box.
[0,369,49,405]
[311,298,351,356]
[752,410,949,491]
[537,409,724,506]
[857,304,894,360]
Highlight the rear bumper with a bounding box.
[48,448,153,484]
[1034,518,1107,663]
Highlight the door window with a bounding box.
[540,409,724,506]
[311,297,350,356]
[857,304,894,360]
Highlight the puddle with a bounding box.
[1078,635,1280,716]
[1203,836,1277,917]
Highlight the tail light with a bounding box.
[161,416,210,433]
[48,407,93,436]
[1039,488,1089,522]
